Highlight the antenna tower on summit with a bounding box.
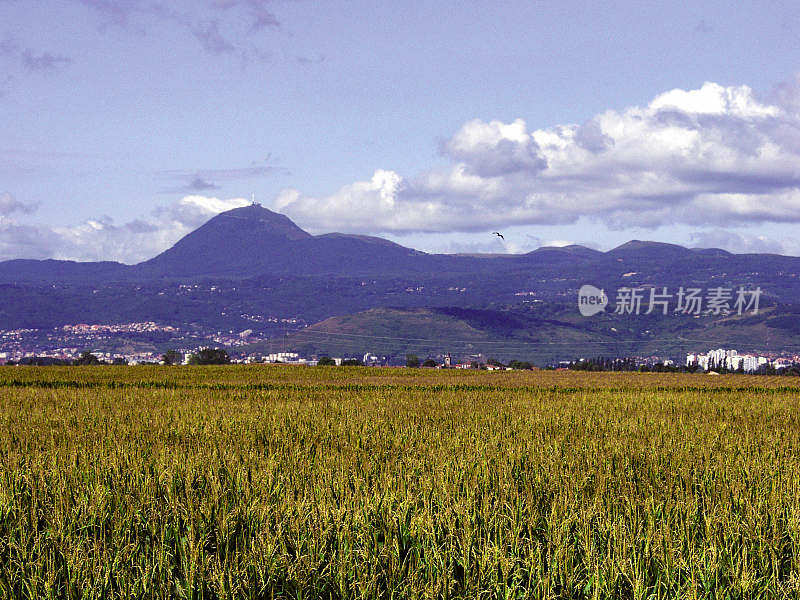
[251,192,260,206]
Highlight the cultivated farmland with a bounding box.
[1,366,799,598]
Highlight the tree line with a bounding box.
[6,348,232,367]
[564,356,800,376]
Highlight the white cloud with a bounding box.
[154,194,250,228]
[275,78,800,234]
[443,118,547,177]
[0,195,249,263]
[689,229,797,256]
[649,83,779,117]
[6,78,800,263]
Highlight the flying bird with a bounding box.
[492,231,505,240]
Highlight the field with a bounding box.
[1,366,800,598]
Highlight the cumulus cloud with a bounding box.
[689,230,790,255]
[152,194,250,230]
[275,79,800,234]
[769,74,800,116]
[0,220,62,261]
[0,195,250,263]
[443,118,547,177]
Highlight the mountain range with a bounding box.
[2,204,799,363]
[3,204,800,284]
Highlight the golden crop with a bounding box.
[0,366,799,598]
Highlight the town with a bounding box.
[685,349,798,373]
[4,319,800,376]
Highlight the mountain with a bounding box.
[4,204,800,362]
[602,241,702,273]
[4,204,800,312]
[0,259,130,282]
[5,205,800,285]
[120,204,483,279]
[527,244,604,260]
[137,204,312,277]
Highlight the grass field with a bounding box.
[1,366,799,598]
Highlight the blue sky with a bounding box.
[2,0,800,262]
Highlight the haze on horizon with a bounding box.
[2,0,800,264]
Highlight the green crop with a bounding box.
[0,366,799,598]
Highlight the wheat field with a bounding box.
[1,366,799,598]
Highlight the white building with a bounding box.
[362,353,379,365]
[266,352,299,362]
[687,349,773,373]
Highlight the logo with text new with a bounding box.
[578,285,608,316]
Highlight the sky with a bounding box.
[2,0,800,262]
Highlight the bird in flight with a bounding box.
[492,231,505,240]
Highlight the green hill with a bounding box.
[243,307,617,364]
[243,304,800,366]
